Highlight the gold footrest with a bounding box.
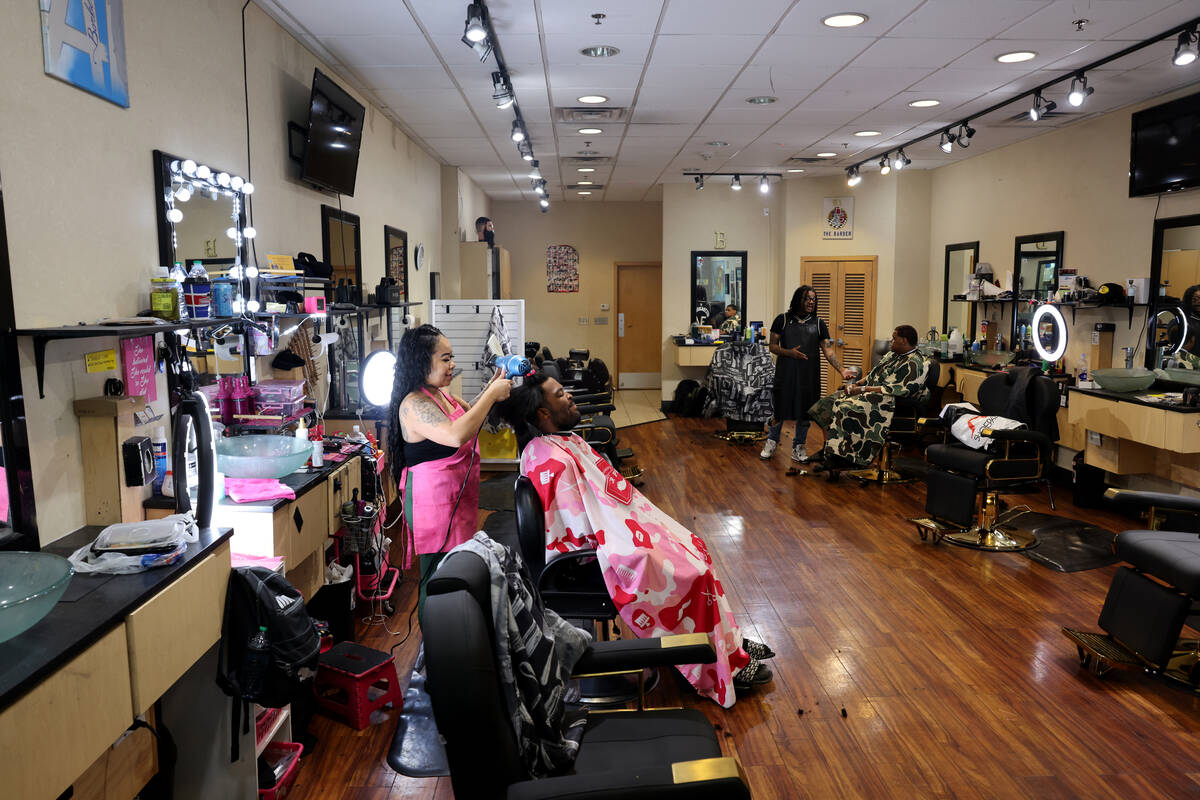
[1062,628,1144,678]
[712,430,767,443]
[847,467,912,485]
[908,516,1036,551]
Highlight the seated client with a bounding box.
[498,374,774,707]
[808,324,930,469]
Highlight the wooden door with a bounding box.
[615,262,662,389]
[801,257,877,395]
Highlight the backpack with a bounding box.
[673,379,708,417]
[216,567,321,760]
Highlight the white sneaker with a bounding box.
[759,440,778,459]
[792,445,808,463]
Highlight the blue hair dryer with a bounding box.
[489,353,533,378]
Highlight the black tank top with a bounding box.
[404,438,458,467]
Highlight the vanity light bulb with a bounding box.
[174,186,192,202]
[217,172,231,187]
[242,226,257,239]
[232,298,246,313]
[230,176,244,191]
[166,208,183,224]
[182,159,197,176]
[229,265,244,279]
[196,165,212,180]
[226,226,239,240]
[246,300,261,313]
[245,265,259,279]
[241,182,254,195]
[169,160,182,174]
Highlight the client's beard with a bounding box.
[483,229,495,246]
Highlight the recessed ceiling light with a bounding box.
[580,45,620,58]
[746,95,778,105]
[706,140,729,147]
[996,51,1036,63]
[908,99,940,108]
[577,180,593,185]
[786,168,805,173]
[577,127,603,135]
[854,130,881,137]
[577,95,608,104]
[816,152,837,158]
[822,12,868,28]
[577,167,596,173]
[577,191,593,195]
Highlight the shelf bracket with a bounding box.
[33,336,49,399]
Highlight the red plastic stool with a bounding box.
[314,642,403,730]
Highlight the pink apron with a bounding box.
[400,388,480,566]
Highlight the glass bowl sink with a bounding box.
[216,435,311,479]
[970,350,1015,368]
[1161,367,1200,387]
[0,552,72,643]
[1091,367,1158,393]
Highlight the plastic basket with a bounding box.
[258,741,303,800]
[254,707,283,746]
[256,380,306,404]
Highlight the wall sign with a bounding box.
[546,245,579,293]
[40,0,130,108]
[85,348,118,373]
[121,336,157,402]
[822,197,854,240]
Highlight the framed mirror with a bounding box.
[1146,213,1200,366]
[1012,231,1063,349]
[690,251,747,330]
[942,241,979,335]
[153,150,249,270]
[321,205,362,294]
[384,225,409,302]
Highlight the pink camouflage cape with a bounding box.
[521,433,751,707]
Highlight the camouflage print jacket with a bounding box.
[809,349,930,466]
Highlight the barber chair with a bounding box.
[1063,489,1200,690]
[910,367,1059,551]
[421,549,752,799]
[847,360,943,485]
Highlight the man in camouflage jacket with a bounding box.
[808,325,929,467]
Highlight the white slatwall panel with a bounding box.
[431,299,525,401]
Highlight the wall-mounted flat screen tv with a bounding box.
[300,69,366,196]
[1129,90,1200,197]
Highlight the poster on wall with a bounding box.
[121,336,156,403]
[822,197,854,240]
[546,245,579,293]
[40,0,130,108]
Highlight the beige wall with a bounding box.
[438,165,494,299]
[0,0,485,541]
[661,182,783,398]
[490,201,662,367]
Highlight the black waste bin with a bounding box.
[1072,450,1107,508]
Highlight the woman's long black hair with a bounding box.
[788,285,818,318]
[388,324,444,484]
[495,372,550,453]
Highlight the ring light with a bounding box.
[1031,303,1067,362]
[361,350,397,408]
[1172,306,1188,355]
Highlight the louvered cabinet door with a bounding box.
[802,262,838,396]
[802,257,877,395]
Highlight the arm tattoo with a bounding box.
[408,395,449,429]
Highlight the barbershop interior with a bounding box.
[5,1,1200,798]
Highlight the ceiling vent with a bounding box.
[555,106,629,123]
[567,183,605,190]
[561,155,612,166]
[785,156,828,165]
[998,108,1075,125]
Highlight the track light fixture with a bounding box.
[529,160,541,179]
[510,120,526,142]
[539,197,549,209]
[492,71,514,109]
[684,171,783,192]
[939,130,955,153]
[533,179,546,196]
[518,140,533,160]
[894,150,910,170]
[463,4,487,43]
[759,175,770,194]
[1174,28,1198,66]
[694,175,704,191]
[956,122,975,148]
[1029,91,1056,121]
[730,174,742,191]
[846,166,862,187]
[1067,74,1094,107]
[879,155,891,175]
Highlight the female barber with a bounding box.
[387,324,511,619]
[761,285,855,463]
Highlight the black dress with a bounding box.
[770,312,829,420]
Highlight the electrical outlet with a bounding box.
[578,317,589,325]
[600,303,610,311]
[763,207,770,216]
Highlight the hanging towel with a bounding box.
[225,478,296,503]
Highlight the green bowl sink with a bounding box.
[216,435,311,479]
[970,350,1015,368]
[1161,367,1200,387]
[0,552,72,643]
[1091,367,1158,393]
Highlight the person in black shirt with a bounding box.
[761,286,854,462]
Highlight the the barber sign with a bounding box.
[823,197,854,240]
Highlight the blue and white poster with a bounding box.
[40,0,129,108]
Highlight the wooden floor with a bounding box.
[289,416,1200,799]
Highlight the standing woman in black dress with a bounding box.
[761,286,855,462]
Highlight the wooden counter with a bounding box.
[1068,388,1200,478]
[674,343,720,367]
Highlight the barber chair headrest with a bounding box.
[427,550,493,617]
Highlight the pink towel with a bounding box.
[225,478,296,503]
[325,452,348,463]
[231,552,285,571]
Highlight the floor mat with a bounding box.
[478,472,516,511]
[387,658,449,777]
[1013,511,1120,573]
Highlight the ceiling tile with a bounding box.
[263,0,414,36]
[548,87,638,106]
[948,38,1095,70]
[731,65,826,93]
[355,66,456,90]
[642,63,741,88]
[649,35,765,65]
[1002,0,1181,41]
[548,64,645,88]
[407,0,538,36]
[660,0,792,35]
[630,106,710,123]
[319,35,442,67]
[889,1,1054,39]
[539,1,666,35]
[851,37,985,69]
[752,35,873,69]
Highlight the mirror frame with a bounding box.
[1012,230,1064,346]
[942,240,980,334]
[152,149,248,269]
[384,225,409,303]
[320,204,362,292]
[689,250,748,329]
[1145,212,1200,367]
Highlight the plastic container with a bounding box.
[150,267,182,322]
[257,741,303,800]
[311,437,324,468]
[949,329,963,357]
[184,262,212,319]
[232,377,254,417]
[151,427,168,495]
[171,262,190,321]
[254,398,307,419]
[255,380,306,404]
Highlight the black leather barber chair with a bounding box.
[1064,489,1200,690]
[847,359,943,485]
[422,549,752,800]
[910,367,1059,551]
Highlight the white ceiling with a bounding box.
[256,0,1200,205]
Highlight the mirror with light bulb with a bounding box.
[1146,213,1200,368]
[1011,231,1063,349]
[153,149,251,273]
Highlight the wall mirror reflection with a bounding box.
[384,225,408,302]
[153,149,248,270]
[943,241,979,336]
[690,251,747,331]
[1013,231,1064,349]
[321,205,362,294]
[1147,213,1200,367]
